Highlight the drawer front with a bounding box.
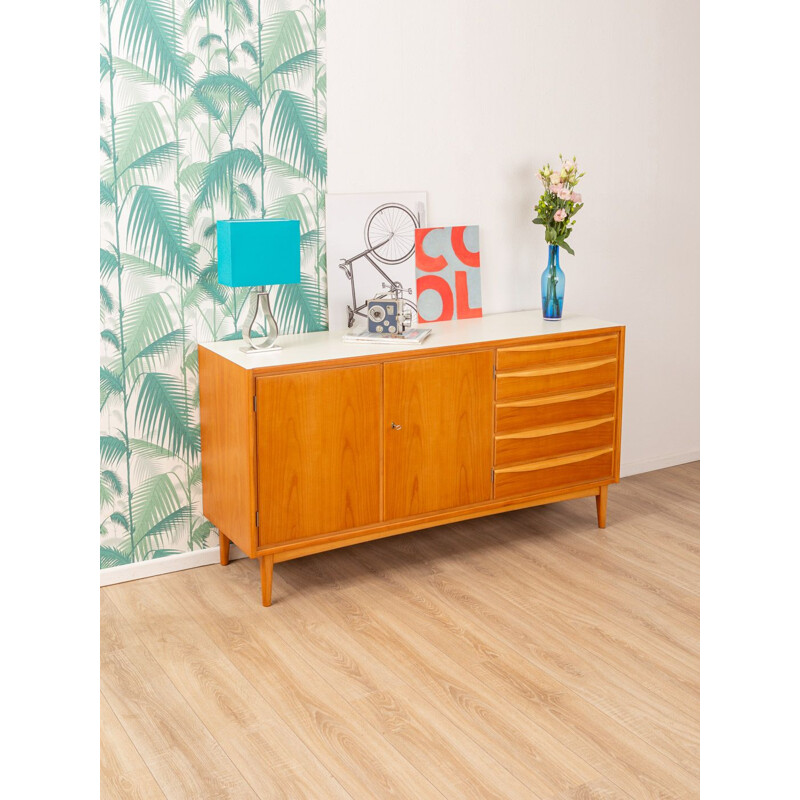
[496,357,617,402]
[495,419,615,468]
[496,387,616,435]
[494,450,614,500]
[497,334,618,373]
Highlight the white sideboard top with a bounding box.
[199,310,623,370]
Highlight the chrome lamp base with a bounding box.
[240,287,282,354]
[240,344,283,355]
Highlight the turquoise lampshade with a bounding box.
[217,219,301,287]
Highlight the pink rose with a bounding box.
[557,186,571,200]
[554,209,567,222]
[550,172,562,185]
[571,192,582,203]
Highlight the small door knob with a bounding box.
[391,422,402,430]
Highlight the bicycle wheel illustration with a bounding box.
[363,203,419,265]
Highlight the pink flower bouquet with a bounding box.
[532,155,585,254]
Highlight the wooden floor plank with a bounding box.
[100,463,699,800]
[620,463,699,531]
[422,566,698,773]
[164,565,446,800]
[532,521,699,633]
[330,536,691,748]
[542,777,631,799]
[352,684,538,800]
[280,543,698,798]
[515,495,699,598]
[395,510,699,682]
[100,693,166,800]
[598,478,700,583]
[503,501,700,611]
[180,565,536,799]
[100,594,259,799]
[104,580,353,800]
[417,519,700,714]
[254,566,603,798]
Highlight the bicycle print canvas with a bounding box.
[325,192,427,332]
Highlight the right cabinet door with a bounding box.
[384,350,494,520]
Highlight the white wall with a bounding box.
[328,0,699,475]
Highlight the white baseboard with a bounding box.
[620,450,700,478]
[100,543,248,587]
[100,450,700,587]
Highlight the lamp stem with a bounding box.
[241,286,281,353]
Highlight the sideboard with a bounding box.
[198,310,625,606]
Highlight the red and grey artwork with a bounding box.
[414,225,482,323]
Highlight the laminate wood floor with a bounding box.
[101,462,700,800]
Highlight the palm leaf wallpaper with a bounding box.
[100,0,327,567]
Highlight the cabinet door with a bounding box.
[256,365,381,546]
[384,351,494,519]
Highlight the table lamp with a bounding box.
[217,219,301,353]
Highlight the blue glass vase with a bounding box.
[541,245,565,320]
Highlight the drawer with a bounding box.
[496,387,616,435]
[495,418,615,468]
[495,357,617,402]
[497,334,618,373]
[494,449,614,500]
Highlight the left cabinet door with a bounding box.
[255,365,382,547]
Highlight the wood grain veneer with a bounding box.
[198,346,256,557]
[495,417,616,467]
[496,333,618,371]
[494,450,615,500]
[496,357,618,401]
[255,365,381,545]
[264,485,601,561]
[613,326,626,478]
[384,351,494,519]
[495,386,617,434]
[197,317,625,606]
[596,484,608,528]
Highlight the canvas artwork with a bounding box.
[415,225,482,322]
[326,192,427,332]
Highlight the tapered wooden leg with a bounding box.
[260,555,274,607]
[596,485,608,528]
[219,531,230,566]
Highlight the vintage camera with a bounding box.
[367,298,410,334]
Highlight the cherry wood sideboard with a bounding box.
[198,311,625,606]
